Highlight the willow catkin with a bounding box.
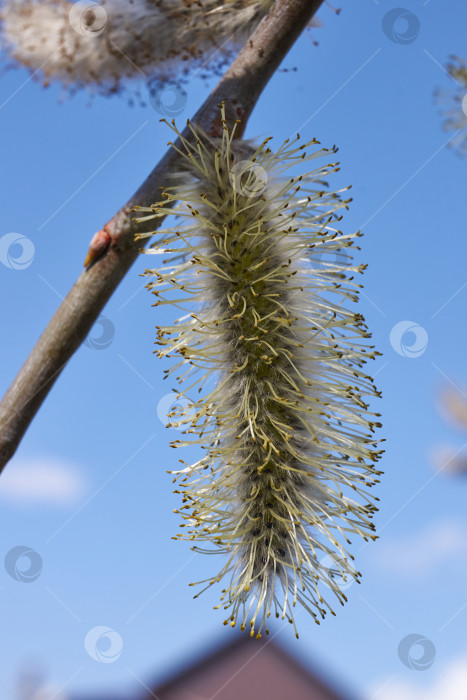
[435,56,467,156]
[0,0,306,95]
[136,109,383,638]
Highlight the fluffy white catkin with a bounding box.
[136,109,383,638]
[1,0,303,95]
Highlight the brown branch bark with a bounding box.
[0,0,324,472]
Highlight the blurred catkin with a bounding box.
[435,56,467,155]
[1,0,318,95]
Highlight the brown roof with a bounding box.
[146,634,356,700]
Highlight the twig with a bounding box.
[0,0,324,472]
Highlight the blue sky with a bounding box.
[2,1,467,698]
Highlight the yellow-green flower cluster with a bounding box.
[136,108,383,638]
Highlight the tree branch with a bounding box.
[0,0,324,472]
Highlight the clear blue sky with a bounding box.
[2,1,467,698]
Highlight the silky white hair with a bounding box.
[1,0,319,94]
